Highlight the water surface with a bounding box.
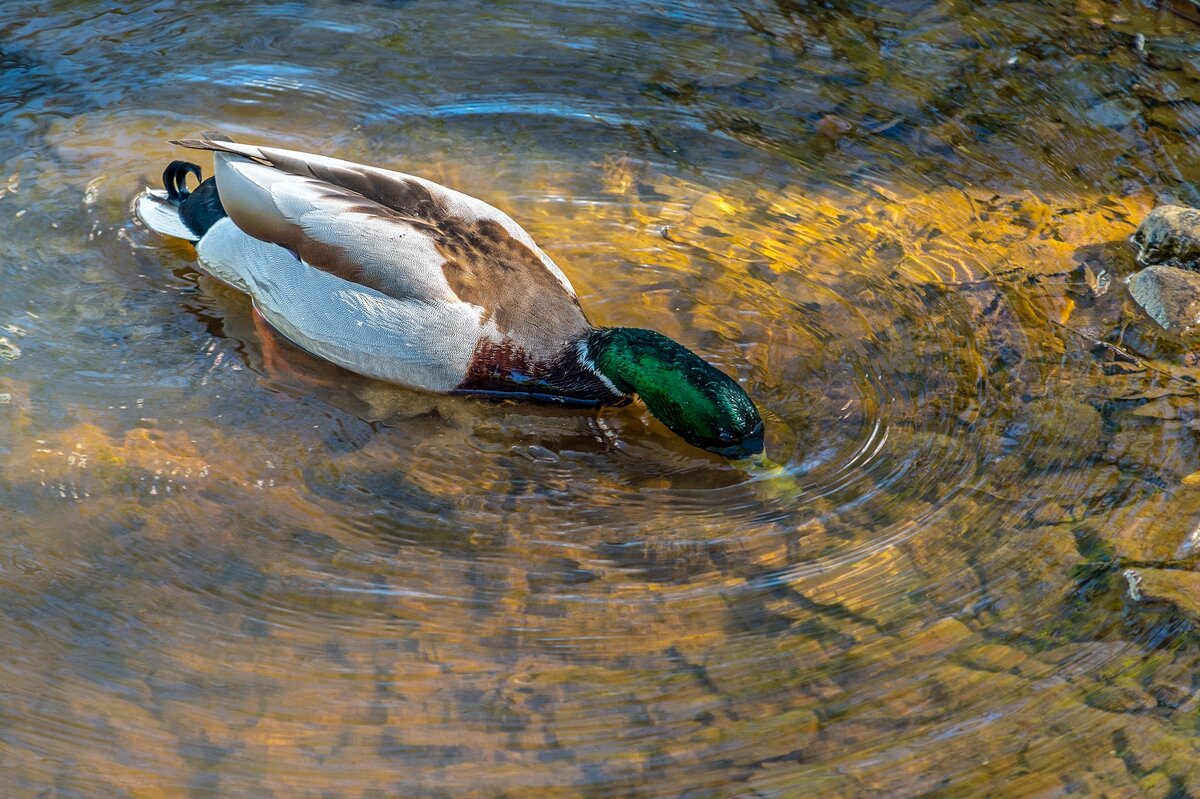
[2,1,1200,797]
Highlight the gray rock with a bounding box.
[1126,265,1200,331]
[1130,205,1200,268]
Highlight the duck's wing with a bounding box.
[172,138,592,365]
[195,216,486,392]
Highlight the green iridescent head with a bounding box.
[586,327,764,458]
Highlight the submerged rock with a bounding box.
[1016,396,1103,470]
[1124,568,1200,617]
[1126,265,1200,331]
[1130,205,1200,268]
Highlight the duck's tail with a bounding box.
[134,159,227,242]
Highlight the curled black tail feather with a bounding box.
[163,160,202,203]
[159,160,228,239]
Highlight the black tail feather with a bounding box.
[161,160,227,238]
[178,177,227,239]
[163,160,202,203]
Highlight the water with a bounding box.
[2,0,1200,796]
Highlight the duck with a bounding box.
[134,137,764,458]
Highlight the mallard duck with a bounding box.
[135,137,764,457]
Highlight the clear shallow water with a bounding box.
[2,1,1200,796]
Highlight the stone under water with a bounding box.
[1127,264,1200,332]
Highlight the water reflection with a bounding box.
[1,0,1200,796]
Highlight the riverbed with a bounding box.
[1,1,1199,796]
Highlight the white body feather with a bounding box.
[196,218,486,390]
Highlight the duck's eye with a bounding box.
[717,429,734,443]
